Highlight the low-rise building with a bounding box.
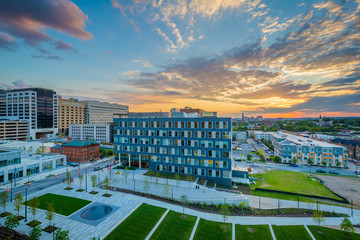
[232,131,247,142]
[50,140,100,163]
[0,120,29,140]
[331,138,360,160]
[69,124,112,143]
[271,132,348,167]
[253,131,271,141]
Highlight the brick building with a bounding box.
[50,140,100,163]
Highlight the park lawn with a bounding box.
[194,219,232,240]
[272,225,312,240]
[251,170,342,201]
[150,211,197,240]
[235,225,272,240]
[308,225,360,240]
[34,193,91,216]
[105,203,166,240]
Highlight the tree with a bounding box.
[65,171,72,189]
[247,154,252,161]
[103,176,110,193]
[220,204,230,226]
[13,193,23,216]
[163,182,170,196]
[55,228,70,240]
[29,226,42,240]
[340,217,355,233]
[291,157,297,164]
[180,195,187,217]
[28,197,40,221]
[91,174,97,191]
[79,175,84,189]
[122,167,129,184]
[143,176,150,193]
[0,191,9,213]
[312,205,326,230]
[174,174,181,189]
[35,148,41,154]
[273,156,281,163]
[336,161,341,167]
[307,158,313,165]
[4,213,19,230]
[45,202,55,227]
[321,161,327,166]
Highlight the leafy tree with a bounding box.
[175,174,181,189]
[220,204,230,226]
[340,217,355,233]
[55,228,70,240]
[45,202,55,226]
[336,162,341,167]
[180,195,187,217]
[79,175,84,189]
[91,174,97,191]
[29,225,42,240]
[247,154,252,161]
[0,191,9,213]
[103,176,110,193]
[13,193,23,216]
[65,171,71,188]
[307,159,313,165]
[312,206,326,230]
[28,197,40,221]
[321,161,327,166]
[291,157,297,164]
[4,213,19,230]
[273,156,281,163]
[143,176,150,193]
[122,167,129,184]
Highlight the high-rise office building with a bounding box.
[58,97,85,135]
[0,88,58,139]
[83,100,128,124]
[113,113,232,187]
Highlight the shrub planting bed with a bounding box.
[102,193,112,197]
[0,212,11,218]
[26,220,41,227]
[76,189,85,192]
[89,191,98,195]
[43,225,58,233]
[0,226,28,240]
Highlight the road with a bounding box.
[7,159,114,201]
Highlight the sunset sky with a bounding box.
[0,0,359,118]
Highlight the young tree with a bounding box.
[0,191,9,213]
[45,202,55,227]
[143,176,150,193]
[13,193,23,216]
[307,159,313,165]
[29,225,42,240]
[291,157,297,164]
[55,228,70,240]
[220,204,230,226]
[65,171,71,188]
[122,167,129,184]
[35,148,41,154]
[321,161,327,166]
[175,174,181,189]
[79,174,84,189]
[4,213,19,230]
[336,161,341,167]
[312,206,326,230]
[91,174,97,191]
[163,182,170,196]
[28,197,40,221]
[103,176,110,193]
[340,217,355,233]
[180,195,187,217]
[247,154,252,161]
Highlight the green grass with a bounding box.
[144,171,197,181]
[251,170,343,201]
[105,203,166,240]
[308,225,360,240]
[235,225,272,240]
[194,219,232,240]
[272,225,312,240]
[150,211,197,240]
[34,193,91,216]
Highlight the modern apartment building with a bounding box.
[69,124,112,143]
[58,97,85,135]
[113,114,232,187]
[0,88,58,139]
[271,132,348,167]
[83,100,128,124]
[0,120,29,140]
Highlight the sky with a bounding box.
[0,0,359,118]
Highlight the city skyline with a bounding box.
[0,0,359,118]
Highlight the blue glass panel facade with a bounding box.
[113,117,232,187]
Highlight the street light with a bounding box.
[25,181,31,222]
[85,168,88,192]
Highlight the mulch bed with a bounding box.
[16,215,25,221]
[89,191,98,195]
[0,226,28,240]
[76,189,85,192]
[64,187,73,190]
[43,225,58,233]
[26,220,41,227]
[0,212,11,218]
[102,193,112,197]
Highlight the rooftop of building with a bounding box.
[1,87,55,93]
[331,138,360,147]
[271,132,344,148]
[62,140,100,147]
[51,144,62,149]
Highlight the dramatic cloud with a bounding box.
[53,39,78,53]
[0,79,35,90]
[0,0,92,50]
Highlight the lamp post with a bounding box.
[85,168,88,192]
[52,223,55,240]
[24,182,31,222]
[10,178,13,202]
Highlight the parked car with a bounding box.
[289,164,299,167]
[94,167,101,171]
[329,170,339,174]
[316,169,326,173]
[246,161,253,163]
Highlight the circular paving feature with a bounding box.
[81,205,113,221]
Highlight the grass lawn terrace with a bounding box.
[235,225,272,240]
[194,219,232,240]
[105,203,166,240]
[251,170,343,201]
[150,211,197,240]
[272,225,312,240]
[34,193,91,216]
[308,225,360,240]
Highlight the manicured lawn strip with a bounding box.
[252,170,342,201]
[235,225,272,240]
[105,203,166,240]
[308,225,360,240]
[33,193,91,216]
[150,211,197,240]
[194,219,232,240]
[272,225,312,240]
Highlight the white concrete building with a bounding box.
[232,131,247,142]
[253,131,271,141]
[83,100,128,124]
[69,124,112,143]
[0,140,56,155]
